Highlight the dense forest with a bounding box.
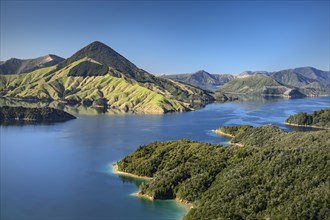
[285,108,330,128]
[0,106,76,124]
[117,124,330,219]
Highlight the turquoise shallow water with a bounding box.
[1,96,329,219]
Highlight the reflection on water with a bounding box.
[0,95,312,116]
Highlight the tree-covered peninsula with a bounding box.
[285,108,330,129]
[0,106,76,124]
[117,125,330,219]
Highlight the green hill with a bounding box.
[117,125,330,219]
[219,75,282,94]
[285,109,330,128]
[0,41,215,114]
[218,75,307,98]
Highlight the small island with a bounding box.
[285,108,330,129]
[115,124,330,219]
[0,106,76,124]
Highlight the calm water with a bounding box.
[1,97,329,220]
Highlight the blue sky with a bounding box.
[1,0,329,74]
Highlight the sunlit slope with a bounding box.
[0,59,186,113]
[219,75,282,94]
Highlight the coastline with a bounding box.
[132,191,194,209]
[284,122,330,130]
[113,164,193,209]
[211,129,234,137]
[112,164,152,180]
[212,129,244,147]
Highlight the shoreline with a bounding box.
[132,191,194,209]
[211,129,234,137]
[212,129,245,147]
[112,164,152,180]
[284,122,330,130]
[113,164,193,209]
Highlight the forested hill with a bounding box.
[117,125,330,219]
[285,108,330,128]
[0,106,76,124]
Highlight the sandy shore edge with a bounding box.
[211,129,234,137]
[112,164,152,180]
[212,129,244,147]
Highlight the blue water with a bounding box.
[1,96,329,219]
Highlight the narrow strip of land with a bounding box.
[112,164,152,180]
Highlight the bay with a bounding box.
[1,96,329,219]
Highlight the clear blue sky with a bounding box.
[1,1,329,74]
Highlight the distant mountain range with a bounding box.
[162,67,330,97]
[224,67,330,97]
[162,70,235,90]
[0,55,64,74]
[0,41,218,114]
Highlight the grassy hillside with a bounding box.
[0,59,189,113]
[1,41,217,114]
[219,75,281,94]
[285,109,330,128]
[117,125,330,219]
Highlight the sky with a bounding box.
[1,1,329,74]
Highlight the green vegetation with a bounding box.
[0,106,76,124]
[219,75,281,94]
[0,59,188,113]
[285,109,330,128]
[0,41,217,113]
[215,125,252,137]
[117,125,330,219]
[67,60,108,77]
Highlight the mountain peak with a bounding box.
[56,41,157,82]
[56,41,131,71]
[83,41,112,52]
[76,41,118,57]
[194,70,211,76]
[88,40,108,47]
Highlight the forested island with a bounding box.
[285,108,330,129]
[116,124,329,219]
[0,106,76,124]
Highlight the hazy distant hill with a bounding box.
[0,55,64,75]
[270,67,330,89]
[162,70,236,90]
[237,71,270,77]
[0,41,217,114]
[219,67,329,97]
[219,75,281,93]
[162,67,329,97]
